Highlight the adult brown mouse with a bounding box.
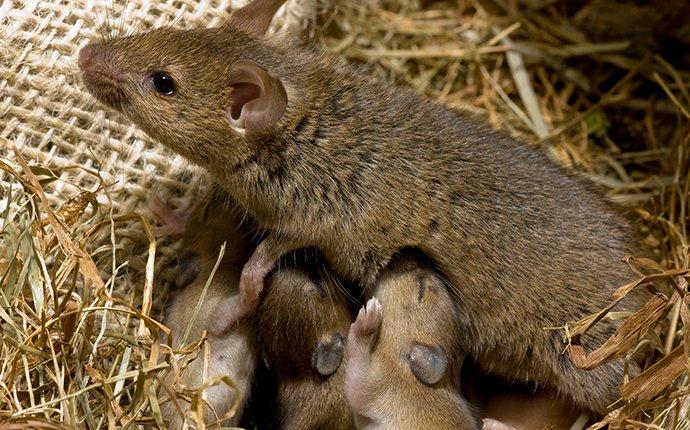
[256,255,355,429]
[79,0,645,423]
[152,185,258,427]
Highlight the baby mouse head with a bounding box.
[78,0,288,163]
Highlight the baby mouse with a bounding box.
[346,252,586,430]
[345,251,479,429]
[255,255,355,429]
[152,185,258,428]
[80,0,645,421]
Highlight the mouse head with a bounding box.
[78,0,288,164]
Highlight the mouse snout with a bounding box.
[78,43,126,107]
[78,43,107,73]
[78,43,121,80]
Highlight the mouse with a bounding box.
[79,0,645,422]
[151,185,258,428]
[254,254,355,429]
[344,251,479,429]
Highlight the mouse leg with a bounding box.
[344,298,383,415]
[238,234,303,306]
[481,419,518,430]
[209,236,303,335]
[207,287,262,336]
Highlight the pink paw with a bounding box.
[345,298,382,415]
[208,284,262,336]
[237,263,264,315]
[208,259,268,335]
[147,193,187,236]
[352,298,383,338]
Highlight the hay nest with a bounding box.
[1,0,689,428]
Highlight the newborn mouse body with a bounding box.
[80,0,645,421]
[153,186,258,427]
[256,257,355,429]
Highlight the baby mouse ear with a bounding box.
[227,0,286,37]
[227,59,287,132]
[409,342,448,386]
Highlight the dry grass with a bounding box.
[1,0,689,428]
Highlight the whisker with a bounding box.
[322,264,360,306]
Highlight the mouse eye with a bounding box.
[151,71,176,95]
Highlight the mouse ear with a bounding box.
[409,342,448,386]
[227,0,286,37]
[311,332,345,377]
[226,59,287,132]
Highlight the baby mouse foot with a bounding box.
[209,236,302,336]
[344,298,382,412]
[352,298,383,338]
[482,418,518,430]
[208,283,263,336]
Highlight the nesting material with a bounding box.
[1,0,689,428]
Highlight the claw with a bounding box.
[352,298,383,338]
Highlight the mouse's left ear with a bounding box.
[227,0,286,37]
[226,59,287,132]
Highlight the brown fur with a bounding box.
[80,2,645,420]
[257,261,355,429]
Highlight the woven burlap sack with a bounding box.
[0,0,313,289]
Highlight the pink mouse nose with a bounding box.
[78,44,96,71]
[78,43,123,84]
[78,43,111,73]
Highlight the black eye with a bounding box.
[151,71,175,95]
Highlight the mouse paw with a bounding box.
[352,298,383,338]
[345,299,382,366]
[236,236,289,317]
[344,298,382,414]
[208,287,260,336]
[147,193,188,237]
[237,260,267,316]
